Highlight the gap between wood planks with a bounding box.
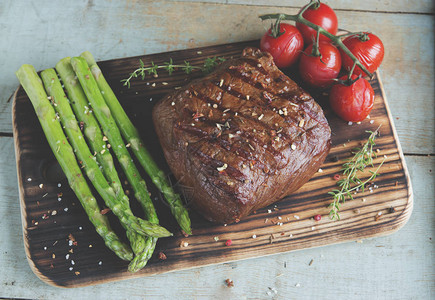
[403,153,435,157]
[185,2,434,16]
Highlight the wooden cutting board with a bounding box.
[12,40,412,288]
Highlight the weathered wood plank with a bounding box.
[1,131,432,298]
[172,0,435,14]
[0,1,433,154]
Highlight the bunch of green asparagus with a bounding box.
[16,52,191,272]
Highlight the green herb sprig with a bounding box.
[121,56,226,88]
[329,127,386,220]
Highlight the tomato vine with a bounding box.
[259,0,374,79]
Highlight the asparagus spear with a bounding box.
[70,57,161,271]
[55,58,124,197]
[55,58,155,272]
[15,64,133,261]
[40,68,171,239]
[81,51,192,235]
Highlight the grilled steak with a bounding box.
[153,47,331,224]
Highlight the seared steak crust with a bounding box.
[153,48,331,224]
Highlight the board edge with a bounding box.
[12,86,65,288]
[10,53,415,289]
[373,70,413,233]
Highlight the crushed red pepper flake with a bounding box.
[100,208,111,215]
[225,278,234,287]
[68,234,76,245]
[158,252,167,260]
[375,212,383,221]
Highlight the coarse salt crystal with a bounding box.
[294,215,300,220]
[318,168,323,173]
[252,234,257,239]
[370,120,375,124]
[39,184,44,188]
[66,254,70,260]
[64,207,68,212]
[98,261,102,265]
[58,183,61,187]
[69,267,73,271]
[217,163,228,172]
[348,121,353,125]
[27,178,32,182]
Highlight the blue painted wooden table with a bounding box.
[1,0,433,298]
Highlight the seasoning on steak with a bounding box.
[153,47,331,224]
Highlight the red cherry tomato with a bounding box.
[329,75,374,122]
[260,23,304,68]
[340,33,385,76]
[299,41,341,88]
[296,2,338,44]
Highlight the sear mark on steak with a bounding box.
[152,47,331,224]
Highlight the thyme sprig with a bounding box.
[329,127,385,220]
[121,56,226,88]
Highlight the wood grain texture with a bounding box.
[12,41,412,288]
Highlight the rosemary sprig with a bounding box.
[121,56,226,88]
[329,127,386,220]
